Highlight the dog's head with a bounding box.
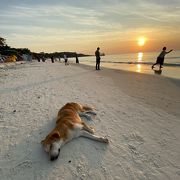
[41,131,62,161]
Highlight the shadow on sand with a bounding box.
[153,69,162,75]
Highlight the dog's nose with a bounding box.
[50,155,58,161]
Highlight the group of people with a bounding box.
[49,48,101,69]
[50,54,69,65]
[37,46,173,71]
[50,54,79,65]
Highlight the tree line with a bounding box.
[0,36,91,60]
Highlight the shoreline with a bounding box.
[72,63,180,117]
[76,59,180,80]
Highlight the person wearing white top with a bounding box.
[152,47,173,69]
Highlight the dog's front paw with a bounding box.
[103,137,109,144]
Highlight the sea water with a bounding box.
[77,51,180,80]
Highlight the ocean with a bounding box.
[75,51,180,80]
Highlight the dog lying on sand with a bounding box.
[41,102,109,161]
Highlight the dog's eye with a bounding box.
[58,148,60,153]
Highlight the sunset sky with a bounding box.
[0,0,180,54]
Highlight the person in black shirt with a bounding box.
[95,47,101,70]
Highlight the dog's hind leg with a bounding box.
[80,130,109,143]
[84,111,97,116]
[81,121,95,134]
[81,105,95,111]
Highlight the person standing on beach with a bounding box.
[37,55,40,62]
[51,55,54,63]
[64,54,69,65]
[152,47,173,69]
[95,47,101,70]
[75,53,79,63]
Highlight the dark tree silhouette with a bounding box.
[0,37,6,47]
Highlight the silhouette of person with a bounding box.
[37,56,40,62]
[42,56,45,62]
[64,54,69,65]
[152,47,173,69]
[51,56,54,63]
[75,53,79,63]
[95,47,101,70]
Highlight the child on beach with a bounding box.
[152,47,173,69]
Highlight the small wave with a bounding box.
[166,56,180,59]
[102,61,180,67]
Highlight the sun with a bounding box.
[138,37,146,46]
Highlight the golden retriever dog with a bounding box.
[41,102,109,161]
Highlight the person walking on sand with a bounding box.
[152,47,173,69]
[64,54,69,65]
[95,47,101,70]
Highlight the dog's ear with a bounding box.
[51,131,60,139]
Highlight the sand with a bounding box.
[0,60,180,180]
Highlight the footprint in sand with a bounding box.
[10,160,33,175]
[122,132,145,156]
[123,132,145,145]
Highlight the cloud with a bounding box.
[0,0,180,53]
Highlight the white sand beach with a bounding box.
[0,60,180,180]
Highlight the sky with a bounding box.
[0,0,180,54]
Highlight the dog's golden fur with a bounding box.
[41,102,108,161]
